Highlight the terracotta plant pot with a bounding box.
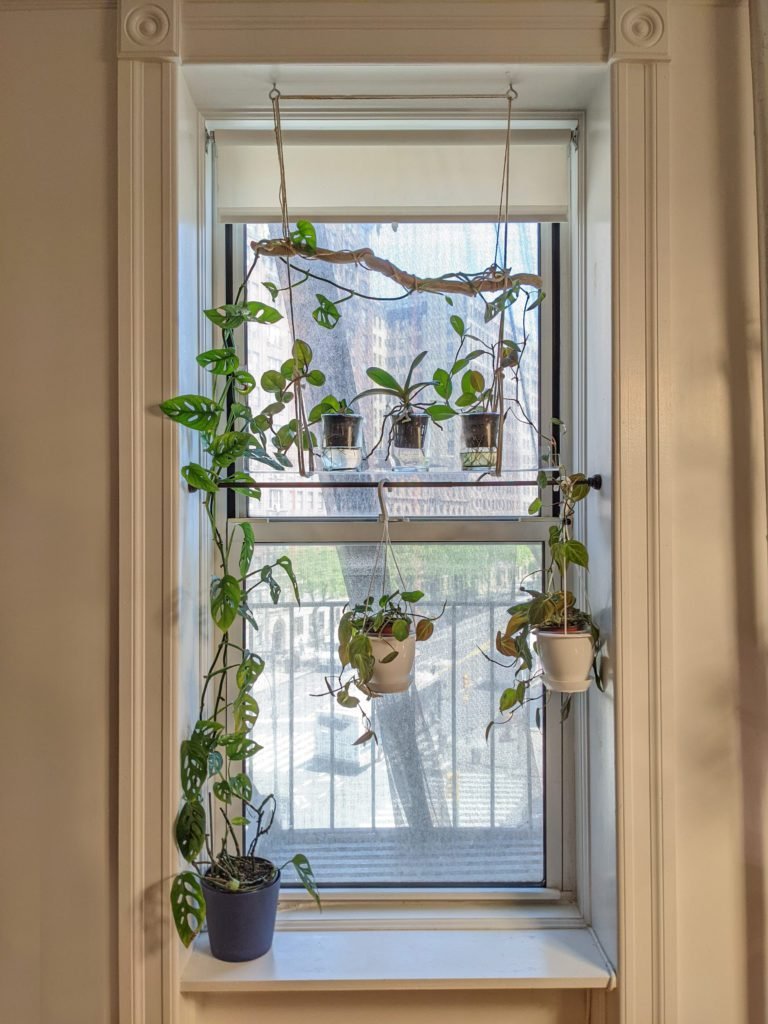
[534,629,594,693]
[201,858,280,962]
[367,632,416,693]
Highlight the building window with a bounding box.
[225,218,564,890]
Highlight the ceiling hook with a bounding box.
[377,478,391,525]
[505,83,518,102]
[268,84,281,101]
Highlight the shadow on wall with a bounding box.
[716,18,768,1024]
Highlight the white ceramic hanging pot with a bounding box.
[534,629,594,693]
[367,633,416,693]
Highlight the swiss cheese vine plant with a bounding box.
[161,288,319,948]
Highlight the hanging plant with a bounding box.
[320,484,444,744]
[161,286,319,961]
[486,468,604,735]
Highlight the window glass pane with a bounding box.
[244,541,545,886]
[244,222,541,518]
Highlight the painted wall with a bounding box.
[0,8,118,1024]
[0,3,764,1023]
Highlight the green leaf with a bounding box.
[180,739,207,800]
[233,370,257,394]
[261,369,287,394]
[290,853,320,907]
[160,395,221,432]
[213,779,232,803]
[236,652,265,690]
[462,369,485,395]
[238,522,255,577]
[528,497,542,515]
[433,368,452,400]
[196,348,239,375]
[175,800,206,860]
[366,366,400,391]
[313,294,341,329]
[425,403,455,422]
[449,314,465,336]
[537,470,549,489]
[404,350,428,392]
[275,555,301,604]
[170,871,205,948]
[204,303,247,329]
[337,690,360,709]
[526,290,545,312]
[208,751,223,776]
[391,619,410,641]
[231,402,252,422]
[290,220,317,252]
[222,733,263,759]
[192,719,224,750]
[400,590,424,603]
[499,687,520,713]
[233,690,260,732]
[244,301,282,325]
[292,340,313,369]
[210,575,241,631]
[263,281,279,300]
[230,816,249,827]
[207,431,253,469]
[306,369,326,387]
[230,772,253,801]
[564,539,589,568]
[227,471,261,500]
[181,463,219,493]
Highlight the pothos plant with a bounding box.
[160,293,319,948]
[486,469,603,735]
[321,590,444,745]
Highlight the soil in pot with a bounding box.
[321,413,362,471]
[202,856,281,962]
[391,413,429,470]
[460,411,500,470]
[366,627,416,693]
[534,628,594,693]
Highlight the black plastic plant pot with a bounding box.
[460,411,500,450]
[393,413,429,450]
[202,859,281,962]
[322,412,362,449]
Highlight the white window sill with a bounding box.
[181,926,614,993]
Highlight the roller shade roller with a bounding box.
[215,130,571,223]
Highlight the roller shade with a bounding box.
[215,129,571,223]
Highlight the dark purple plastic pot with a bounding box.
[202,860,280,962]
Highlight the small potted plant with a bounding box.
[357,352,437,470]
[309,394,363,471]
[161,291,320,961]
[488,472,602,731]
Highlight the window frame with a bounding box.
[209,130,579,904]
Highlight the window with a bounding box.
[221,215,567,891]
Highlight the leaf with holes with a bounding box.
[244,301,282,325]
[192,719,224,751]
[160,395,221,432]
[181,463,218,494]
[175,800,206,860]
[236,652,265,691]
[275,555,300,604]
[196,348,239,375]
[208,431,253,469]
[238,522,255,577]
[233,690,260,733]
[289,853,320,906]
[208,750,223,776]
[313,294,341,329]
[213,779,232,804]
[221,733,262,760]
[180,739,207,800]
[290,220,317,252]
[227,472,261,501]
[233,370,257,394]
[210,575,241,631]
[230,772,253,802]
[170,871,206,948]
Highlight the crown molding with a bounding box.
[118,0,179,59]
[182,0,609,64]
[610,0,669,60]
[0,0,116,9]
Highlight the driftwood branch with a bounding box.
[249,238,544,297]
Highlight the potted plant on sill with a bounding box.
[358,351,438,470]
[488,472,603,731]
[308,393,364,471]
[160,294,319,962]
